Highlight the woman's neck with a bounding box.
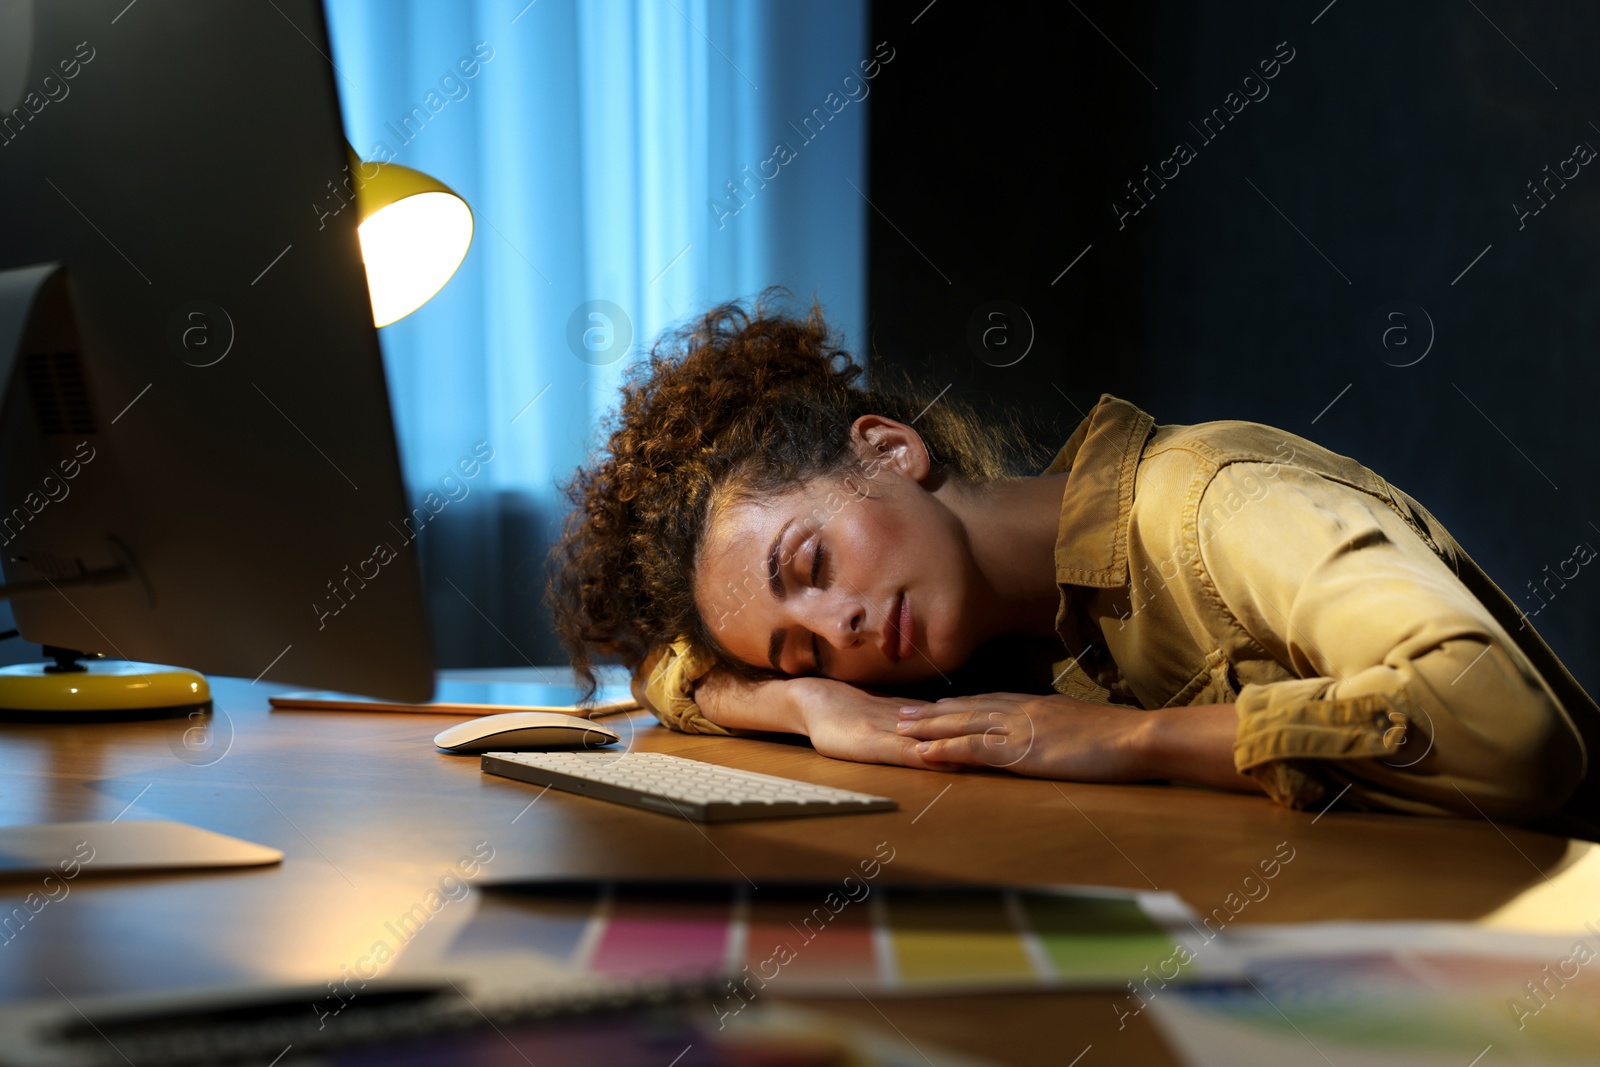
[939,472,1072,644]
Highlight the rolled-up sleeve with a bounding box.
[1198,462,1586,819]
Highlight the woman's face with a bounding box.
[692,417,985,686]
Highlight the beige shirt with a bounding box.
[1047,394,1598,829]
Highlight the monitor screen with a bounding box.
[0,0,434,701]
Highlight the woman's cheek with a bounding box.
[922,594,952,665]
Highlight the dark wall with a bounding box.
[866,0,1600,692]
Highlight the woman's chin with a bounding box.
[828,642,957,687]
[888,652,957,686]
[834,662,935,688]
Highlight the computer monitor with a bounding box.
[0,0,435,704]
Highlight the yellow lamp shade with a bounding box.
[347,147,474,327]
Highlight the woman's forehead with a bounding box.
[701,491,799,577]
[698,487,855,615]
[707,472,869,555]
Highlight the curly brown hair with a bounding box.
[547,287,1038,700]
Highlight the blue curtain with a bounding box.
[322,0,869,666]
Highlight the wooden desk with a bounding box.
[0,670,1586,1066]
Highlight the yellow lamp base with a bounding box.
[0,660,212,722]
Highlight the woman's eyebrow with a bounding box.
[766,518,795,600]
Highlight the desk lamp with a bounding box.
[0,151,473,721]
[345,147,476,328]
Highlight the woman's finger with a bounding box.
[914,734,1005,765]
[829,721,962,772]
[900,698,998,722]
[906,693,1035,719]
[896,709,1017,741]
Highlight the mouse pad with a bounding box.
[0,820,283,878]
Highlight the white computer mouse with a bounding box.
[433,711,620,753]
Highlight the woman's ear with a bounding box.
[850,414,932,483]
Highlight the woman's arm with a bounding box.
[690,667,808,734]
[694,668,973,771]
[1140,702,1262,792]
[689,664,1263,788]
[895,692,1265,793]
[685,659,1261,789]
[1198,463,1584,818]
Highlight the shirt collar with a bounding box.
[1045,393,1157,589]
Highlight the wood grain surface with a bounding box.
[0,670,1582,1066]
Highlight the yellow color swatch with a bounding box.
[886,890,1036,987]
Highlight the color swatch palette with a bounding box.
[1155,947,1600,1066]
[444,880,1216,994]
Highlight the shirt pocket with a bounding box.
[1161,646,1240,708]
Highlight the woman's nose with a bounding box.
[801,591,865,648]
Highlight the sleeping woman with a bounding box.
[547,291,1600,835]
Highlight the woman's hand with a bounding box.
[791,677,964,771]
[895,693,1262,791]
[694,670,960,769]
[694,668,959,770]
[894,692,1147,780]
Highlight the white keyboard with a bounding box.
[481,751,897,822]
